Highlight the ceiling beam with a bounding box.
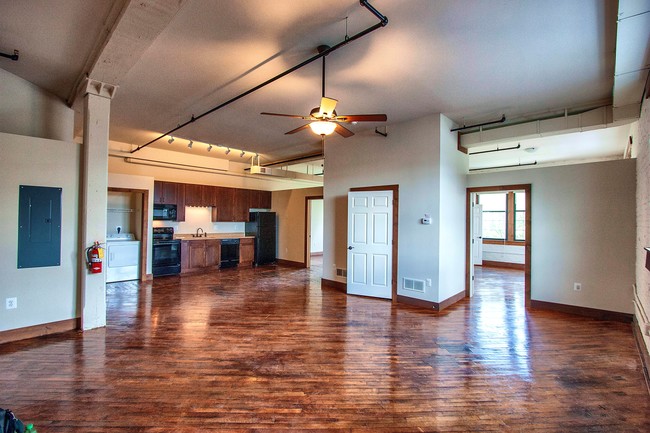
[67,0,187,105]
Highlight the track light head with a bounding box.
[240,151,245,157]
[168,136,175,144]
[225,148,231,155]
[207,144,212,152]
[187,140,193,149]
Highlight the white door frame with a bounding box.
[304,195,323,268]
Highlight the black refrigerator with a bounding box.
[245,211,276,266]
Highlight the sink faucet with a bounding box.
[196,227,204,237]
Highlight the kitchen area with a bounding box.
[107,180,276,283]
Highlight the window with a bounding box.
[514,192,526,241]
[479,190,526,243]
[480,193,507,240]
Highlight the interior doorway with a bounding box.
[466,184,531,307]
[305,196,323,271]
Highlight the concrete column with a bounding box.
[80,79,117,330]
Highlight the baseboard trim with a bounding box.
[0,318,80,345]
[438,290,467,310]
[276,259,305,268]
[397,295,439,311]
[481,261,525,270]
[310,252,323,257]
[633,317,650,395]
[321,278,346,293]
[530,300,633,323]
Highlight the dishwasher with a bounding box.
[220,238,240,268]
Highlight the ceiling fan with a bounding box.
[261,45,387,138]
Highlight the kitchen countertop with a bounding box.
[175,232,254,240]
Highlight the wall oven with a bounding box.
[152,227,181,276]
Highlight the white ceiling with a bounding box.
[0,0,647,166]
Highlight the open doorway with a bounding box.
[305,196,323,274]
[466,184,531,307]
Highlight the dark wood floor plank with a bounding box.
[1,263,649,431]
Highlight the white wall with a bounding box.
[0,132,81,332]
[310,199,324,254]
[324,113,467,303]
[635,94,650,355]
[438,115,468,301]
[469,158,636,313]
[0,68,73,142]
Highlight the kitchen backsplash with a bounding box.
[153,206,245,234]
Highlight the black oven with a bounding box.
[152,227,181,276]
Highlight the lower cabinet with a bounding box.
[239,238,254,267]
[180,238,252,272]
[181,239,221,273]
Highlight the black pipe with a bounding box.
[468,144,520,155]
[132,1,388,154]
[0,50,19,61]
[469,161,537,171]
[451,114,506,132]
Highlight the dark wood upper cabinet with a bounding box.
[153,181,178,205]
[202,185,216,207]
[259,190,272,209]
[184,183,203,207]
[234,188,251,222]
[212,187,234,222]
[176,183,185,222]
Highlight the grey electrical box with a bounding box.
[17,185,62,268]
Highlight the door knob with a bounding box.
[347,246,354,250]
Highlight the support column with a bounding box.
[80,79,117,330]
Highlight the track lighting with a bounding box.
[187,140,193,149]
[168,136,175,144]
[225,148,231,155]
[240,151,246,157]
[207,144,212,152]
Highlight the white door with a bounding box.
[472,202,483,265]
[347,190,393,299]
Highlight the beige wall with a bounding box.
[273,187,323,265]
[469,158,636,313]
[0,132,81,332]
[636,95,650,355]
[0,68,73,142]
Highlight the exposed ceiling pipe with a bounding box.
[131,0,388,154]
[451,115,506,132]
[470,161,537,172]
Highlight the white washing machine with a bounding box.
[106,233,141,283]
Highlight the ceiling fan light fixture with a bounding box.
[309,121,336,136]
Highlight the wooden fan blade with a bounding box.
[285,124,311,135]
[334,114,387,122]
[319,97,338,117]
[261,112,309,119]
[334,124,354,138]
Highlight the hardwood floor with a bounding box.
[1,264,649,431]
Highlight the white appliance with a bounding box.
[106,233,141,283]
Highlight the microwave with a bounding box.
[153,204,177,221]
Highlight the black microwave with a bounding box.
[153,204,177,221]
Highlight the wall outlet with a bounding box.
[426,278,432,287]
[6,297,17,309]
[574,282,582,292]
[115,225,122,234]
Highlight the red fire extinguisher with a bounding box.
[85,241,104,274]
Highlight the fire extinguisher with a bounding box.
[85,241,104,274]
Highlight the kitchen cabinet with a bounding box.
[175,183,186,222]
[239,238,254,267]
[184,183,204,207]
[153,181,178,205]
[212,187,234,222]
[181,239,221,273]
[233,189,250,222]
[205,239,221,267]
